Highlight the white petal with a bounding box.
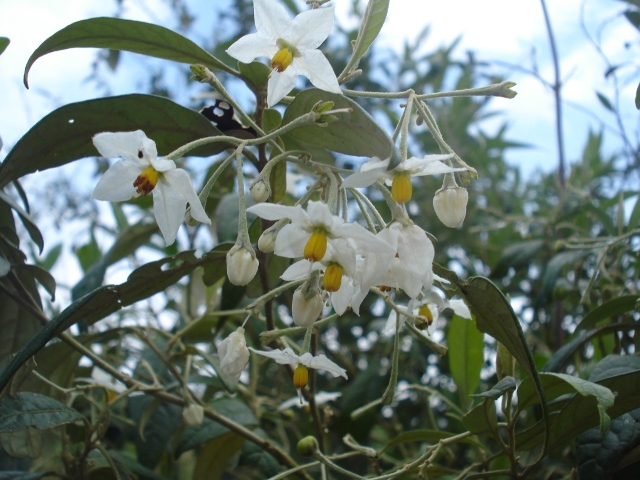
[417,161,466,176]
[163,169,210,225]
[281,259,314,281]
[294,49,341,94]
[338,222,394,253]
[267,69,298,107]
[274,223,309,258]
[326,239,357,277]
[93,130,156,162]
[342,167,387,188]
[247,203,308,222]
[226,32,278,63]
[152,178,187,245]
[306,200,336,228]
[91,159,143,202]
[250,347,299,365]
[383,309,407,335]
[331,277,353,315]
[305,353,348,379]
[254,0,291,40]
[448,299,472,319]
[149,156,177,173]
[288,6,334,49]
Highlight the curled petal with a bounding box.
[93,130,157,162]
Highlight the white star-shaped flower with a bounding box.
[226,0,342,107]
[91,130,210,246]
[249,347,347,379]
[246,200,392,263]
[342,154,464,203]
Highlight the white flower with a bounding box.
[226,245,259,286]
[278,391,342,411]
[246,200,391,263]
[77,367,136,396]
[291,286,324,327]
[382,291,472,336]
[355,222,435,302]
[342,154,463,203]
[249,347,347,379]
[433,185,469,228]
[218,327,251,381]
[91,130,210,246]
[226,0,341,107]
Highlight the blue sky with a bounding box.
[1,0,638,179]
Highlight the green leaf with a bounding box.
[194,433,245,480]
[0,38,8,56]
[12,265,55,301]
[0,192,44,254]
[539,250,590,303]
[376,430,482,456]
[0,393,84,432]
[176,397,257,457]
[625,10,640,31]
[628,194,640,229]
[473,376,517,400]
[462,399,499,441]
[347,0,389,72]
[448,314,484,408]
[575,295,638,332]
[0,472,49,480]
[596,91,614,112]
[282,89,393,158]
[636,81,640,110]
[0,94,229,189]
[269,159,287,204]
[107,450,168,480]
[238,61,270,91]
[0,427,43,459]
[491,240,544,278]
[24,17,233,88]
[202,244,233,287]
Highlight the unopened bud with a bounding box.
[218,327,250,381]
[182,403,204,426]
[250,176,271,203]
[227,245,259,286]
[496,81,517,99]
[297,436,319,456]
[433,186,468,228]
[292,287,323,327]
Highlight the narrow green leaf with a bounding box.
[628,193,640,228]
[624,10,640,31]
[13,265,55,301]
[462,399,499,441]
[0,192,44,253]
[24,17,233,88]
[473,377,517,400]
[0,393,84,432]
[448,314,484,408]
[0,38,8,56]
[491,240,544,278]
[575,295,638,332]
[539,250,590,303]
[282,89,393,159]
[636,81,640,110]
[238,61,270,90]
[348,0,389,71]
[596,91,614,112]
[0,94,229,189]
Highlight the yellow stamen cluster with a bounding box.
[323,264,343,292]
[418,305,434,327]
[271,48,294,72]
[304,230,328,262]
[391,174,412,203]
[293,364,309,389]
[133,167,159,195]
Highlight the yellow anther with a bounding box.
[293,364,309,389]
[323,263,343,292]
[418,305,434,326]
[271,48,294,72]
[391,174,412,203]
[304,230,328,262]
[133,167,159,195]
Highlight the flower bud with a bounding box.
[297,436,319,456]
[227,245,259,286]
[250,176,271,203]
[433,186,468,228]
[258,225,279,253]
[182,403,204,426]
[218,327,250,381]
[292,287,323,327]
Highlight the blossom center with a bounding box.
[293,364,309,389]
[133,166,160,195]
[418,305,434,326]
[323,263,343,292]
[304,229,328,262]
[271,47,294,72]
[391,173,412,203]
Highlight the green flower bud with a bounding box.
[297,436,319,456]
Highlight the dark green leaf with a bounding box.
[539,250,590,303]
[596,91,614,112]
[202,244,233,287]
[175,397,257,457]
[282,89,393,158]
[0,393,84,432]
[448,314,483,408]
[0,427,43,459]
[491,240,544,278]
[269,159,287,204]
[462,399,499,440]
[108,450,168,480]
[473,377,516,400]
[377,430,460,455]
[238,61,270,90]
[0,472,49,480]
[348,0,389,71]
[624,10,640,31]
[636,81,640,110]
[0,94,229,189]
[24,17,232,88]
[0,38,8,56]
[0,192,43,253]
[12,265,55,301]
[629,194,640,229]
[263,109,282,133]
[194,433,245,480]
[37,244,62,272]
[575,295,638,332]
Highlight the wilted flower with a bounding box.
[91,130,210,245]
[226,0,341,107]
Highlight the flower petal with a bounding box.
[294,49,341,94]
[306,200,337,228]
[91,159,143,202]
[281,259,315,281]
[152,178,188,245]
[274,223,309,258]
[250,347,299,365]
[254,0,291,40]
[448,299,472,319]
[330,277,353,315]
[247,203,308,223]
[341,166,387,188]
[93,130,156,163]
[288,6,334,49]
[305,353,347,379]
[267,69,298,107]
[163,169,211,225]
[226,32,278,63]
